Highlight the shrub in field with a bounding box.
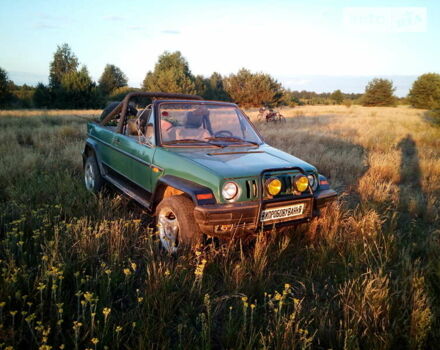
[361,78,396,107]
[427,108,440,125]
[330,89,344,104]
[224,68,283,107]
[408,73,440,109]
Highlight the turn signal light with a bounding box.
[196,193,213,200]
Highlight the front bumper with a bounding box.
[194,188,337,235]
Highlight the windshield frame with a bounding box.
[154,100,265,148]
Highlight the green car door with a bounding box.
[113,132,156,192]
[88,124,129,174]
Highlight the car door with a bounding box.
[113,108,156,193]
[87,123,129,176]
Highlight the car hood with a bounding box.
[166,144,317,178]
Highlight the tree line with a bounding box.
[0,43,439,111]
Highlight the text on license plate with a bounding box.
[260,203,305,222]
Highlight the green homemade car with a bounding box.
[83,92,337,253]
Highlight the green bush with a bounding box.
[361,78,396,107]
[408,73,440,109]
[224,68,283,107]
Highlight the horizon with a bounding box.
[1,0,439,97]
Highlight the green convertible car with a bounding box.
[83,92,337,253]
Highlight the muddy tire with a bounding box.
[155,195,201,254]
[84,155,104,193]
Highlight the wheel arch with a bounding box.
[82,139,105,175]
[151,175,216,211]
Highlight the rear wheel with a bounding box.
[84,155,104,193]
[155,195,201,254]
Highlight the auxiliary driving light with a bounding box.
[294,175,309,192]
[266,178,282,196]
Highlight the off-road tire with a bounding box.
[155,195,202,253]
[84,155,104,193]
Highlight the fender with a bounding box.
[82,138,106,176]
[317,174,331,190]
[152,174,217,208]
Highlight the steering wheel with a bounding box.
[214,130,234,137]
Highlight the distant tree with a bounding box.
[408,73,440,109]
[0,67,13,108]
[98,64,128,96]
[280,90,302,107]
[142,51,196,94]
[361,78,396,106]
[55,66,101,108]
[204,72,231,101]
[11,84,35,108]
[224,68,283,107]
[33,83,52,108]
[194,75,207,97]
[49,43,79,88]
[330,89,344,104]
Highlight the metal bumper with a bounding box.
[194,188,337,235]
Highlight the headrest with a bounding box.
[185,112,203,129]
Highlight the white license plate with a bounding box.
[260,203,305,222]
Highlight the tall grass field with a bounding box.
[0,106,439,349]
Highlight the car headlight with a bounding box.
[266,178,282,196]
[307,174,318,191]
[222,181,239,200]
[294,174,309,192]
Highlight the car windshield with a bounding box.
[159,102,263,146]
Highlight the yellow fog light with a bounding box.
[266,178,282,196]
[294,175,309,192]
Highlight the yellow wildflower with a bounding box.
[102,307,111,317]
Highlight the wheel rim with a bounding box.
[158,208,180,254]
[84,162,95,191]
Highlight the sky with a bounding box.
[0,0,439,96]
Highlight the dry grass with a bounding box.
[0,106,439,349]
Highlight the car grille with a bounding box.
[245,179,258,200]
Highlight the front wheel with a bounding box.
[155,195,202,254]
[84,155,104,193]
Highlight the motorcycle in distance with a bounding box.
[257,107,286,123]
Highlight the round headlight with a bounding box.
[266,178,282,196]
[294,175,309,192]
[307,174,318,191]
[222,182,239,200]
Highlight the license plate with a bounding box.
[260,203,305,222]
